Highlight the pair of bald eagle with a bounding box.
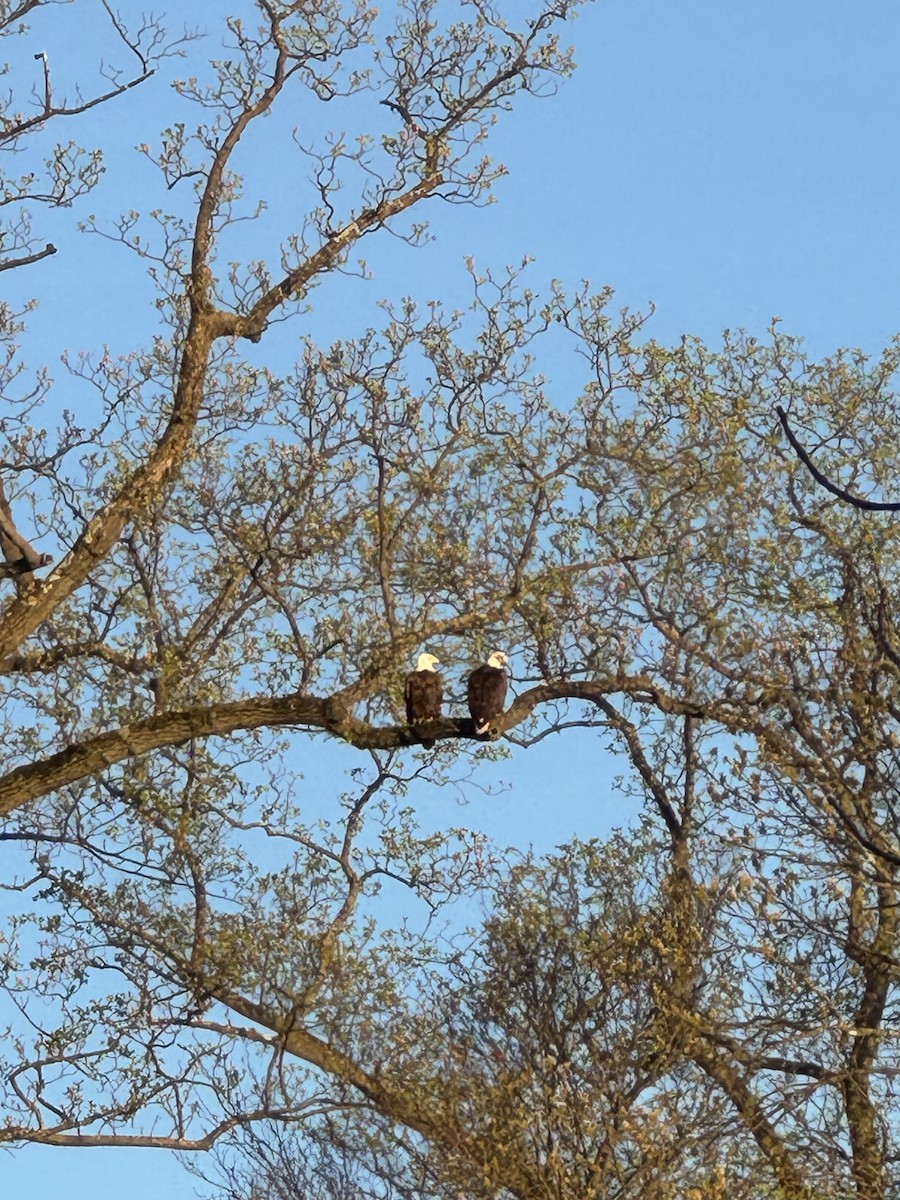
[405,651,509,742]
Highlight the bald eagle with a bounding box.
[0,478,53,578]
[467,651,509,738]
[405,653,443,746]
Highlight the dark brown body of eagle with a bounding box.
[0,477,53,577]
[405,653,443,747]
[467,651,509,738]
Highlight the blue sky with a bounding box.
[492,0,900,354]
[7,1,900,1196]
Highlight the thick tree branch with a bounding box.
[0,241,56,271]
[215,989,553,1200]
[0,674,707,817]
[693,1045,817,1200]
[232,174,444,343]
[0,185,444,668]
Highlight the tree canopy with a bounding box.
[3,3,900,1199]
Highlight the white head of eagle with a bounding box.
[467,651,509,738]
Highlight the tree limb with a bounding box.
[776,406,900,511]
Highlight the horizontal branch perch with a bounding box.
[0,675,707,816]
[1,1108,276,1150]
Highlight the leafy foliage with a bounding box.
[2,4,900,1200]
